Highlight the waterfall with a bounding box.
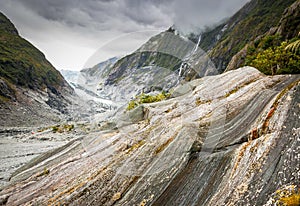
[192,34,202,53]
[178,33,202,77]
[179,62,184,76]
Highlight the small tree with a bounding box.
[247,41,300,75]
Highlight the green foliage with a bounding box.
[52,125,59,133]
[43,167,50,175]
[127,91,171,110]
[127,100,138,111]
[52,124,74,133]
[257,34,282,50]
[273,185,300,206]
[278,192,300,205]
[0,12,65,91]
[245,36,300,75]
[201,0,296,72]
[37,167,50,177]
[285,39,300,54]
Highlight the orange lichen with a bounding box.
[262,106,276,134]
[231,141,251,175]
[154,137,175,155]
[279,192,300,206]
[262,79,300,134]
[225,77,259,98]
[139,199,147,206]
[125,140,146,154]
[111,192,122,202]
[249,127,259,140]
[273,185,300,206]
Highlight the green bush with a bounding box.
[52,124,74,133]
[245,35,300,75]
[127,91,171,110]
[285,39,300,54]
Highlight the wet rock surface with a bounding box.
[0,67,299,205]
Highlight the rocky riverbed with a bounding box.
[0,127,78,189]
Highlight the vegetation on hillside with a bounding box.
[51,124,74,133]
[106,51,181,85]
[199,0,297,72]
[0,12,66,93]
[285,39,300,54]
[245,35,300,75]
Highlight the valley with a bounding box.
[0,0,299,205]
[0,67,299,205]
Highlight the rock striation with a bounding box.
[0,67,298,205]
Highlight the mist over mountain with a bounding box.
[0,0,299,205]
[0,0,250,70]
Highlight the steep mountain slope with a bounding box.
[93,32,217,102]
[0,67,299,205]
[199,0,298,72]
[0,12,73,127]
[226,0,300,72]
[79,57,119,102]
[86,0,298,102]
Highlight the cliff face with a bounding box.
[0,12,74,127]
[275,0,300,40]
[1,67,298,205]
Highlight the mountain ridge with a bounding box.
[0,1,299,205]
[0,12,74,127]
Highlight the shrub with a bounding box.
[126,91,171,110]
[52,124,74,133]
[52,125,59,133]
[273,186,300,206]
[278,192,300,205]
[245,36,300,75]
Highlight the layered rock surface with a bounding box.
[0,67,299,205]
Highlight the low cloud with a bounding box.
[0,0,249,70]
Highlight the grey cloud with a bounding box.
[170,0,250,32]
[13,0,168,30]
[4,0,249,34]
[0,0,250,70]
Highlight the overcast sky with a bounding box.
[0,0,249,71]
